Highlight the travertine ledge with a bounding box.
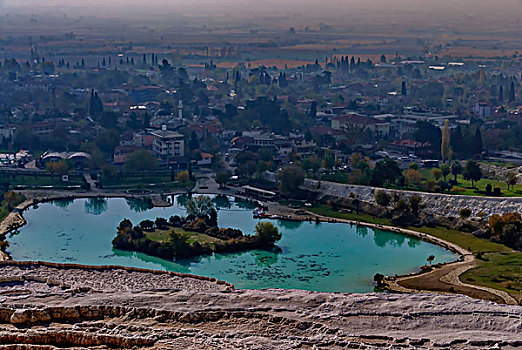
[0,262,520,349]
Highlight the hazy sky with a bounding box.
[2,0,522,21]
[3,0,522,12]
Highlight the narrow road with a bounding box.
[83,173,98,191]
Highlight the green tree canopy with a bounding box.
[186,195,216,220]
[463,160,482,188]
[371,158,402,187]
[278,166,305,196]
[125,149,158,173]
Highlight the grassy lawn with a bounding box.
[409,226,511,253]
[313,167,522,197]
[320,172,349,184]
[0,174,85,187]
[418,167,522,197]
[480,161,519,168]
[461,252,522,303]
[145,227,223,246]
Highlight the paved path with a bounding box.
[83,173,98,190]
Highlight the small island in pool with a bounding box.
[112,195,282,260]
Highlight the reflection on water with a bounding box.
[126,198,154,212]
[84,198,108,215]
[52,198,74,210]
[175,194,190,208]
[276,219,302,230]
[113,248,192,273]
[213,195,231,209]
[408,237,421,248]
[8,197,457,293]
[356,226,369,237]
[233,198,258,210]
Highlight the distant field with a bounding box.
[217,59,314,69]
[439,47,519,58]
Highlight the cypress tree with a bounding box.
[309,101,317,118]
[451,125,465,156]
[509,81,515,102]
[473,128,483,155]
[498,85,504,103]
[401,81,407,96]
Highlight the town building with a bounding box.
[151,128,185,163]
[331,114,390,137]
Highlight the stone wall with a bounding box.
[304,179,522,218]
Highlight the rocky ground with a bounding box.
[0,262,521,349]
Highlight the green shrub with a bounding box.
[450,186,466,194]
[459,208,472,218]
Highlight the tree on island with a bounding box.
[254,222,282,245]
[169,229,192,256]
[139,219,155,231]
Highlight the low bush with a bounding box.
[459,208,472,218]
[450,186,466,194]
